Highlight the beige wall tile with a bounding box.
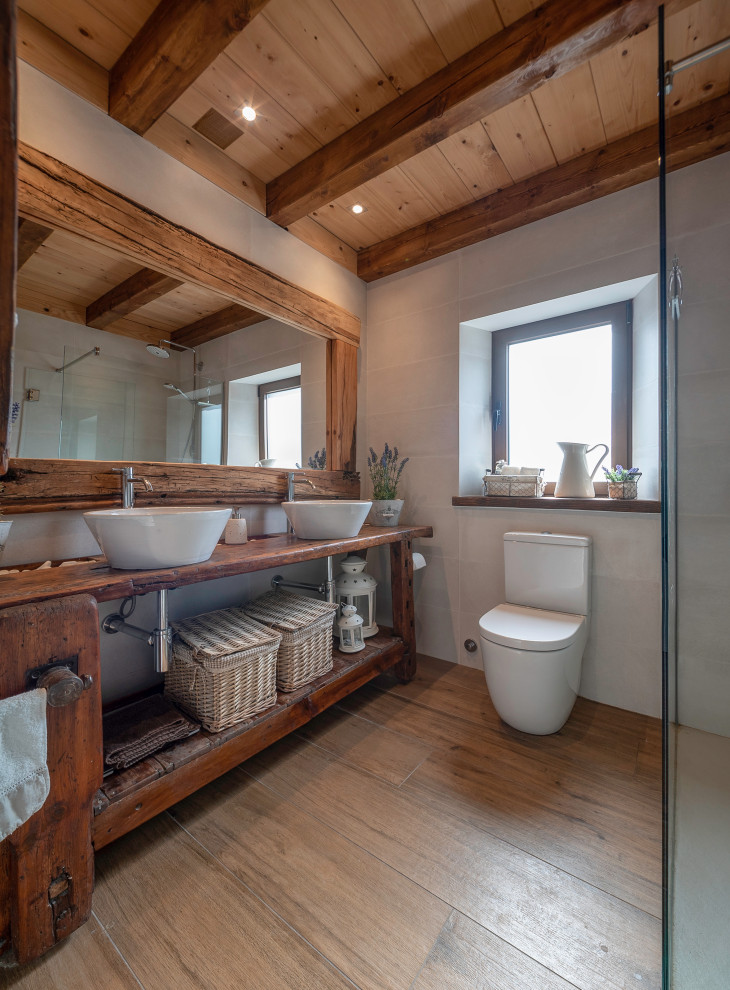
[366,303,460,372]
[366,254,459,326]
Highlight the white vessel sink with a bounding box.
[83,507,231,569]
[283,500,372,539]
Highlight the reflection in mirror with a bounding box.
[12,224,326,465]
[14,313,223,463]
[206,321,325,469]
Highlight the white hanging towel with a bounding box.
[0,688,50,841]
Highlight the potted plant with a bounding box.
[367,444,409,526]
[603,465,642,499]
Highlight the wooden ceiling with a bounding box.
[16,220,267,345]
[14,0,730,286]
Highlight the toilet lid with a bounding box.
[479,603,586,652]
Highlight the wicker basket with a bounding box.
[483,473,546,497]
[165,607,281,732]
[242,590,339,692]
[607,473,642,499]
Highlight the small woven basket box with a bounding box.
[165,607,282,732]
[242,589,339,692]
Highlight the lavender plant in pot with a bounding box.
[603,464,642,499]
[368,444,409,526]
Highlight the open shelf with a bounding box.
[92,630,404,848]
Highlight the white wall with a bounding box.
[364,175,666,718]
[366,152,730,726]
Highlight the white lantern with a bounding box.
[336,604,365,653]
[335,555,378,637]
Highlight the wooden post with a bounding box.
[0,0,17,476]
[390,536,417,683]
[326,338,357,472]
[0,596,102,963]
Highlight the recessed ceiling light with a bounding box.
[351,203,367,214]
[241,105,257,122]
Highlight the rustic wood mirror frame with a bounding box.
[0,2,359,511]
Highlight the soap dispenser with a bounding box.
[224,508,248,544]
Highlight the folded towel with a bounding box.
[0,688,50,841]
[103,694,200,770]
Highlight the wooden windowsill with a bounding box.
[452,495,661,513]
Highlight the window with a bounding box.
[491,303,631,479]
[258,376,301,467]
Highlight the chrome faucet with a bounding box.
[113,466,153,508]
[286,472,316,533]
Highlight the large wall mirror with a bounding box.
[13,223,326,468]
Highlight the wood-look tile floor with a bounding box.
[1,656,662,990]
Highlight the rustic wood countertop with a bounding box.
[0,524,433,609]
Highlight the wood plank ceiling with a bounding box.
[14,0,730,297]
[15,223,267,346]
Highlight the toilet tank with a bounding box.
[504,532,592,615]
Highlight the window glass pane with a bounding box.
[265,387,301,467]
[200,404,222,464]
[508,325,612,479]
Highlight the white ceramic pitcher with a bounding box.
[554,442,609,498]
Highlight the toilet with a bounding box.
[478,531,592,735]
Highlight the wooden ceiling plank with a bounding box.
[411,0,504,61]
[357,90,730,282]
[398,145,476,214]
[531,63,608,163]
[263,0,400,120]
[17,9,109,111]
[224,16,358,146]
[86,268,183,329]
[590,22,658,141]
[16,287,87,327]
[172,303,266,347]
[663,0,730,114]
[437,121,514,199]
[18,0,141,70]
[266,0,667,227]
[193,55,322,169]
[331,0,448,95]
[482,94,558,181]
[109,0,273,135]
[18,142,360,345]
[17,217,53,269]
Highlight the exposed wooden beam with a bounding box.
[172,303,266,347]
[0,0,17,476]
[358,92,730,282]
[86,268,182,329]
[266,0,663,227]
[18,142,360,345]
[109,0,272,136]
[16,217,52,270]
[1,459,359,513]
[326,340,357,473]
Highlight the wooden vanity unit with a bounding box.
[0,523,431,965]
